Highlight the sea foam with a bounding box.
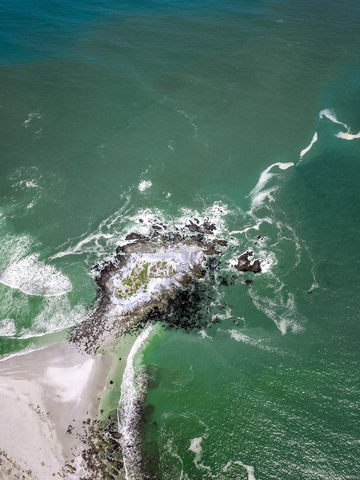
[299,132,318,159]
[319,108,349,129]
[0,254,72,297]
[18,296,85,338]
[119,324,154,480]
[0,318,16,337]
[335,131,360,140]
[138,180,152,192]
[223,460,257,480]
[248,162,294,212]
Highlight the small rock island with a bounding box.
[70,219,262,354]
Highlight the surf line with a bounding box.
[118,323,154,480]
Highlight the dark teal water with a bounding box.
[1,0,360,478]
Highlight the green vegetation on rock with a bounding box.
[117,259,177,300]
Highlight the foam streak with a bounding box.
[248,162,293,212]
[119,324,153,480]
[299,132,318,159]
[319,108,349,129]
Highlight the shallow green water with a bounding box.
[1,0,360,478]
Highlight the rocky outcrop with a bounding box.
[186,219,216,234]
[69,229,227,354]
[235,251,262,274]
[70,223,262,354]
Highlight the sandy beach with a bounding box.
[0,341,113,479]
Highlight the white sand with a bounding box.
[0,342,112,479]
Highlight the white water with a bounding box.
[0,254,72,297]
[119,324,154,480]
[223,460,257,480]
[299,132,318,159]
[51,198,230,262]
[335,130,360,140]
[138,179,152,192]
[248,162,294,213]
[319,108,349,129]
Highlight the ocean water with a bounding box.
[1,0,360,478]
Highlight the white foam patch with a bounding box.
[189,437,203,456]
[223,460,257,480]
[219,328,277,353]
[188,435,212,473]
[0,318,16,337]
[19,297,85,338]
[299,132,318,159]
[138,180,152,192]
[319,108,349,129]
[257,249,276,274]
[318,108,360,141]
[0,229,34,272]
[335,131,360,140]
[249,289,304,335]
[228,329,256,344]
[277,162,294,170]
[44,359,94,403]
[0,254,72,297]
[198,330,212,340]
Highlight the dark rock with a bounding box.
[214,239,228,247]
[235,251,262,274]
[125,232,146,241]
[202,243,221,255]
[250,259,261,273]
[186,221,198,233]
[185,220,216,235]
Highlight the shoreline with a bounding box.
[0,226,259,479]
[0,340,115,479]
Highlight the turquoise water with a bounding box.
[1,0,360,478]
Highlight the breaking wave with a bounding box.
[118,323,154,480]
[0,254,72,297]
